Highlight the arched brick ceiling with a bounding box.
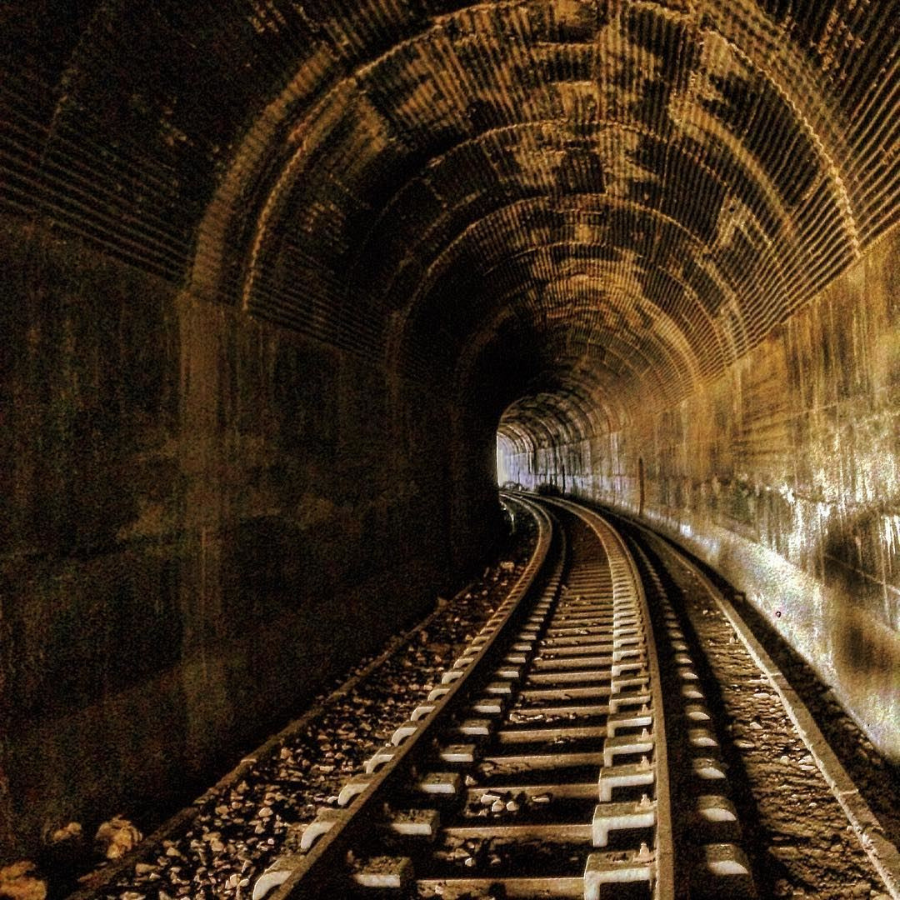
[3,0,898,444]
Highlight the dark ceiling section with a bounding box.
[2,1,898,442]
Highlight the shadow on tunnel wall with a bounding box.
[819,505,900,697]
[0,221,495,863]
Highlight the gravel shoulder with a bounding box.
[632,523,900,899]
[65,505,538,900]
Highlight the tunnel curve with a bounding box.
[5,1,895,433]
[181,0,892,452]
[4,0,896,507]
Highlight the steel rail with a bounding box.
[266,495,555,900]
[543,497,676,900]
[621,512,900,900]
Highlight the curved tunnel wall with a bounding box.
[501,227,900,761]
[0,0,898,862]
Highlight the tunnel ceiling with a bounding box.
[3,0,899,442]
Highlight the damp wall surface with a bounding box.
[0,219,484,861]
[505,226,900,762]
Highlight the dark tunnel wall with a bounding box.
[0,218,494,858]
[1,0,899,864]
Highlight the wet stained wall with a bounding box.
[0,219,481,859]
[504,225,900,761]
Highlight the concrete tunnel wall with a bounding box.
[1,0,899,867]
[501,225,900,760]
[0,219,500,860]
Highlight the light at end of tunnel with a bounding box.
[496,434,513,487]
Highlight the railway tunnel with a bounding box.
[1,0,899,868]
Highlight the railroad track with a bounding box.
[251,495,758,900]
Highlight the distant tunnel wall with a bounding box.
[0,219,498,860]
[504,226,900,761]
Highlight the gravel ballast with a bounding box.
[629,522,900,900]
[67,503,538,900]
